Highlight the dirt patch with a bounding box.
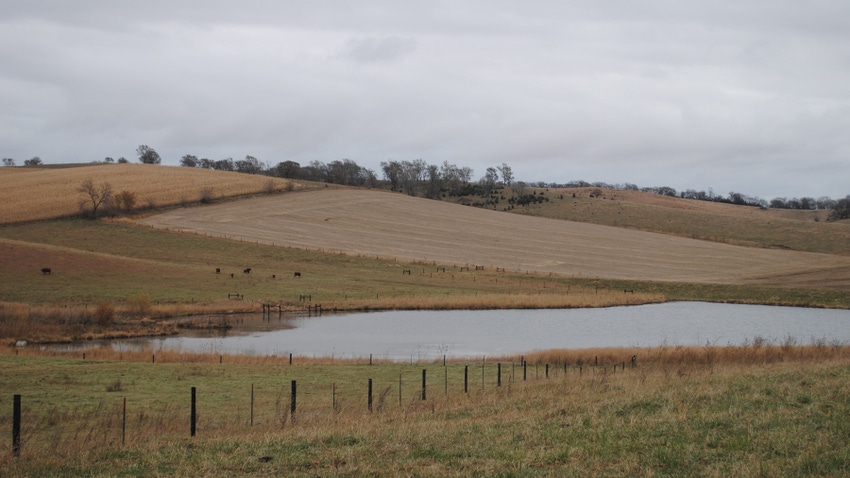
[138,189,850,289]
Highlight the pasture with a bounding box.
[1,346,849,476]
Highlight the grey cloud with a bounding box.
[1,1,849,198]
[337,36,417,64]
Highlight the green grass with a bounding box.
[2,218,849,311]
[1,353,848,476]
[0,218,545,305]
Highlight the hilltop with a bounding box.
[0,164,298,224]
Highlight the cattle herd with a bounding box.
[217,267,301,278]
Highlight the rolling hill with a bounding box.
[140,188,850,289]
[0,164,298,224]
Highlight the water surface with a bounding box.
[103,302,850,360]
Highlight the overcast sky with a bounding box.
[2,1,848,199]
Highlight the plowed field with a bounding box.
[140,189,850,288]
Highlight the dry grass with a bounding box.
[499,186,850,256]
[0,164,299,224]
[322,290,665,311]
[0,300,259,345]
[551,187,832,221]
[1,348,848,476]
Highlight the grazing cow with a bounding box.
[631,355,637,367]
[40,268,51,275]
[294,272,301,278]
[216,268,221,274]
[230,273,234,278]
[272,274,276,279]
[243,268,252,274]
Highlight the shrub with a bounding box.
[93,302,115,326]
[113,190,138,213]
[126,293,152,318]
[200,187,215,203]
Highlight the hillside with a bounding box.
[0,164,298,224]
[140,188,850,289]
[459,187,850,256]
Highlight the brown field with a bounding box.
[0,164,298,224]
[554,187,832,221]
[140,189,850,288]
[473,186,850,256]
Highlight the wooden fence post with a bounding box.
[190,387,197,437]
[368,379,373,412]
[290,381,297,423]
[497,363,502,387]
[422,369,427,401]
[464,365,469,393]
[12,394,21,458]
[122,397,127,446]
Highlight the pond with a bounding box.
[88,302,850,361]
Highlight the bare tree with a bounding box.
[497,163,514,186]
[77,179,113,218]
[24,157,42,166]
[480,167,499,207]
[1,158,14,167]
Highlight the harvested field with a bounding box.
[489,187,850,256]
[555,187,831,220]
[140,189,850,288]
[0,164,297,224]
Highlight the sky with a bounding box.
[2,1,849,200]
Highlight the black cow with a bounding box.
[41,268,51,275]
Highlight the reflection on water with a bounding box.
[50,302,850,361]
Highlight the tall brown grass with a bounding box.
[0,300,259,344]
[322,290,664,311]
[0,164,299,224]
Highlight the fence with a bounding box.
[6,358,640,457]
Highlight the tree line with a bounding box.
[7,144,848,221]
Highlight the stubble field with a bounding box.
[141,188,850,289]
[0,164,297,224]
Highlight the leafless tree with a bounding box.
[77,178,113,218]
